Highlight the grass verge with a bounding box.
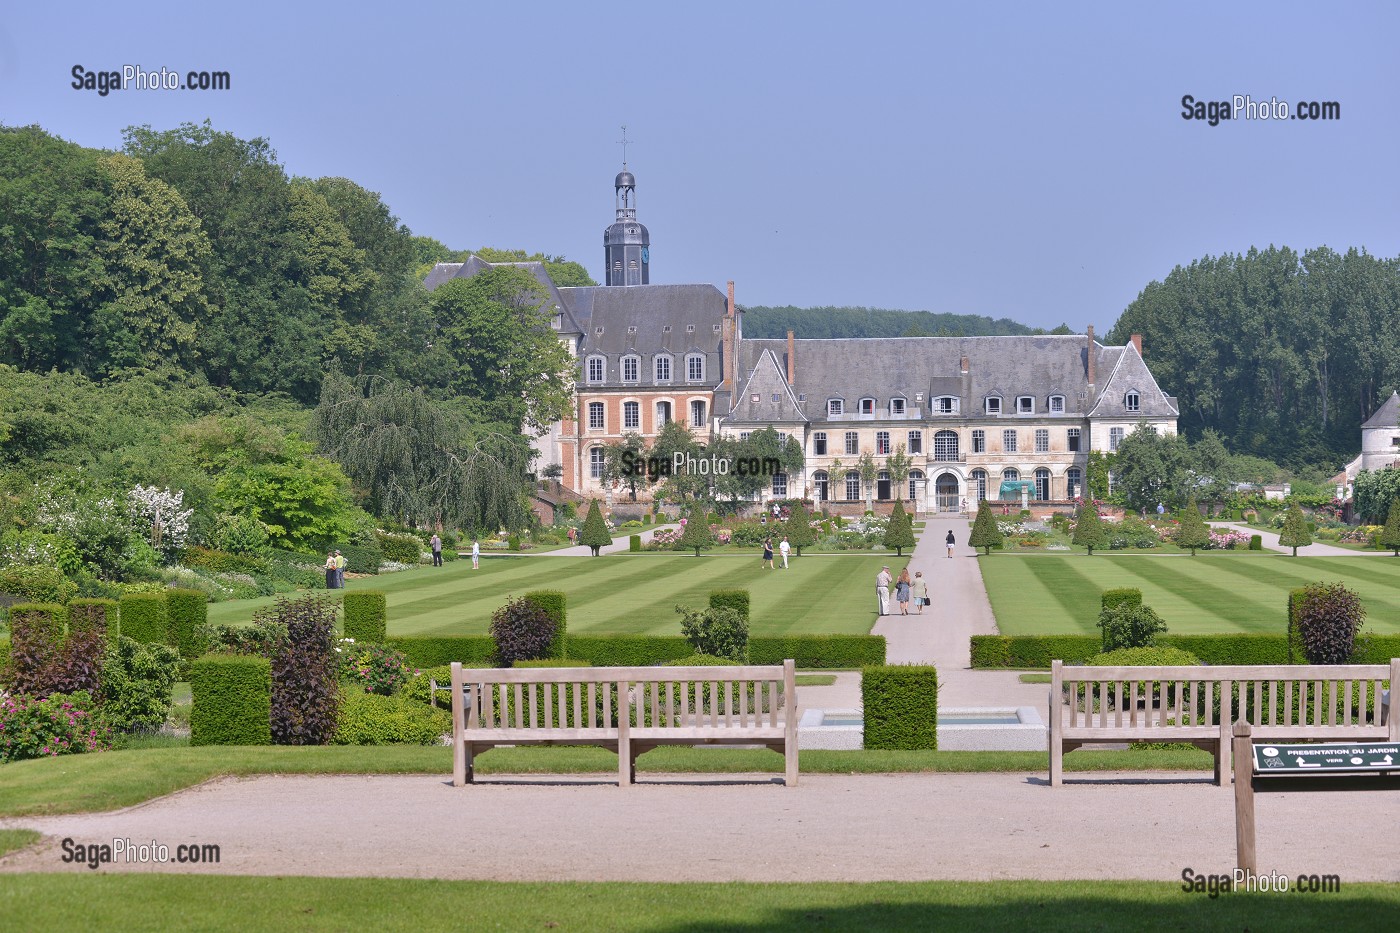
[0,878,1394,931]
[0,745,1213,818]
[1018,673,1052,684]
[795,674,838,686]
[0,828,41,858]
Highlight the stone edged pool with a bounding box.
[798,706,1046,751]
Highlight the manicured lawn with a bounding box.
[0,745,1214,818]
[980,552,1400,635]
[0,829,40,858]
[1,877,1395,932]
[208,553,908,636]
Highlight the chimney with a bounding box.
[721,281,736,391]
[1130,333,1143,356]
[960,356,969,374]
[786,330,795,384]
[1086,325,1096,386]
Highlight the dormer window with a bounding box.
[686,353,704,382]
[933,396,958,414]
[1016,396,1034,414]
[654,354,672,382]
[859,398,875,415]
[828,399,844,416]
[621,355,639,383]
[586,355,605,384]
[985,396,1002,415]
[1125,390,1140,413]
[890,398,906,416]
[1049,395,1065,413]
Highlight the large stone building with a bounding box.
[426,164,1179,513]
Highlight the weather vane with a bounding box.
[618,125,632,168]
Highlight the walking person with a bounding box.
[895,567,912,615]
[324,552,338,589]
[778,535,791,569]
[430,533,443,567]
[911,570,928,614]
[945,529,955,559]
[876,565,891,616]
[471,539,480,570]
[762,537,775,569]
[333,550,347,588]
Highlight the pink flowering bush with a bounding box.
[713,527,733,545]
[1205,529,1251,550]
[0,690,112,764]
[336,639,414,696]
[648,528,684,549]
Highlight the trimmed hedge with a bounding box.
[386,636,495,669]
[1286,588,1307,664]
[7,603,65,695]
[567,635,694,667]
[339,542,382,575]
[181,546,269,576]
[332,692,450,745]
[165,588,208,659]
[118,593,168,645]
[1249,535,1263,551]
[708,589,751,622]
[189,654,272,746]
[629,535,641,552]
[971,633,1400,668]
[861,664,938,750]
[67,599,118,640]
[343,591,387,643]
[523,590,567,658]
[1100,588,1142,611]
[750,635,885,669]
[513,659,592,668]
[375,531,425,565]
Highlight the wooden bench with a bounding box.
[449,660,798,787]
[1049,659,1398,787]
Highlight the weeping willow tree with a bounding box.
[312,371,530,531]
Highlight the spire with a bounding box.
[604,127,649,286]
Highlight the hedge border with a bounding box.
[861,664,938,750]
[343,591,388,643]
[118,593,168,645]
[523,591,567,659]
[970,633,1400,668]
[165,589,208,659]
[189,654,272,746]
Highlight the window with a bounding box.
[1003,468,1020,483]
[1035,468,1050,501]
[586,356,604,383]
[1066,467,1082,499]
[933,430,958,462]
[813,432,827,455]
[589,447,605,479]
[687,354,704,382]
[1110,426,1125,452]
[813,471,829,501]
[1003,429,1018,453]
[1125,391,1140,413]
[654,355,672,382]
[1067,427,1080,452]
[621,355,639,382]
[845,432,859,455]
[985,396,1001,415]
[845,471,860,500]
[1035,429,1049,453]
[877,470,891,501]
[1017,396,1034,414]
[588,401,604,430]
[827,398,844,416]
[656,400,671,425]
[1049,395,1065,413]
[690,400,706,428]
[934,396,957,414]
[772,472,788,497]
[623,401,639,429]
[876,431,891,455]
[972,429,985,453]
[739,432,751,440]
[907,430,923,454]
[860,398,875,415]
[971,469,988,501]
[891,398,906,416]
[1107,471,1116,495]
[908,469,925,501]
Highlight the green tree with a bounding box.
[1381,499,1400,556]
[885,443,912,503]
[1174,498,1210,556]
[1072,503,1107,555]
[1352,468,1400,524]
[579,500,611,557]
[428,267,575,432]
[1189,429,1233,504]
[882,499,915,555]
[650,420,709,504]
[602,432,648,501]
[857,451,878,513]
[1109,425,1191,512]
[968,500,1003,555]
[1278,503,1312,556]
[782,501,816,556]
[1085,450,1113,502]
[678,504,715,557]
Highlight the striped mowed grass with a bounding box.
[206,553,909,636]
[980,552,1400,635]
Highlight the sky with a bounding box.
[3,1,1397,332]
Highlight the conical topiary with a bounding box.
[1071,503,1107,555]
[968,500,1003,556]
[1174,497,1210,556]
[1380,499,1400,556]
[883,500,915,556]
[679,503,715,557]
[1278,503,1312,557]
[783,501,817,556]
[579,500,612,557]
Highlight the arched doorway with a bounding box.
[935,472,959,512]
[813,470,829,502]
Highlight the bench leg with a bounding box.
[785,740,799,787]
[452,736,466,786]
[464,743,475,784]
[1049,742,1062,787]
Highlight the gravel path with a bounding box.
[3,771,1395,882]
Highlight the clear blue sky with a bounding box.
[3,1,1396,331]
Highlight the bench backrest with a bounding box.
[1052,660,1397,736]
[450,661,795,733]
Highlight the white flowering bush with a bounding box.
[128,485,193,561]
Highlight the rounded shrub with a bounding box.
[1097,604,1168,651]
[1289,582,1365,664]
[490,597,557,666]
[189,654,272,746]
[332,692,450,745]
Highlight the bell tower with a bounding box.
[604,126,650,286]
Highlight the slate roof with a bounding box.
[728,349,808,424]
[1087,342,1180,418]
[735,335,1158,423]
[1362,391,1400,429]
[560,284,729,389]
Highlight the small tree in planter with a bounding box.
[968,500,1002,555]
[1071,503,1107,555]
[579,500,612,556]
[679,505,715,557]
[783,501,817,556]
[883,500,915,556]
[1174,498,1210,556]
[1381,499,1400,556]
[1278,503,1312,557]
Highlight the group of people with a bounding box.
[873,529,957,616]
[761,535,791,569]
[324,550,346,589]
